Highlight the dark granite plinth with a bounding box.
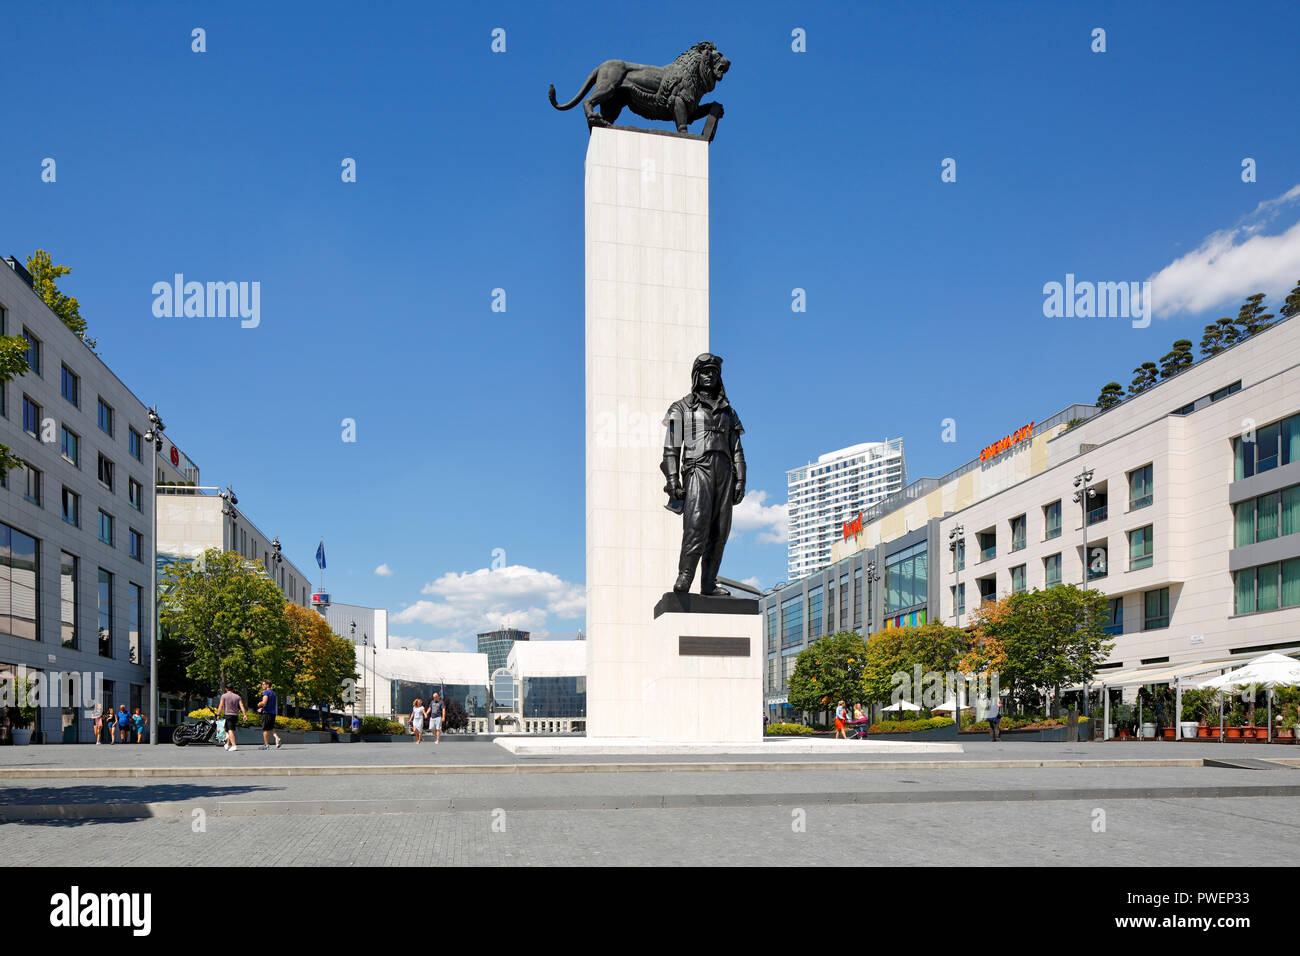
[654,591,760,619]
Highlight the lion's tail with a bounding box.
[548,68,599,111]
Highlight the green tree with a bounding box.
[1234,292,1273,338]
[1095,382,1124,410]
[1280,279,1300,320]
[1158,339,1195,379]
[972,585,1113,710]
[158,548,292,698]
[1129,362,1159,396]
[860,622,969,704]
[25,250,96,348]
[0,334,31,473]
[286,602,358,726]
[787,632,868,715]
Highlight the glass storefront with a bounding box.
[520,676,586,718]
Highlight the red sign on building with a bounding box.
[842,512,863,540]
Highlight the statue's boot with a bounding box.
[673,569,695,593]
[700,552,729,596]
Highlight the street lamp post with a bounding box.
[948,523,965,724]
[143,407,165,745]
[1072,466,1097,724]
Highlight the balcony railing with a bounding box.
[1130,494,1153,510]
[1087,505,1108,525]
[980,546,997,562]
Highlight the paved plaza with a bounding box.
[2,740,1298,865]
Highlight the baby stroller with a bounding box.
[847,717,872,739]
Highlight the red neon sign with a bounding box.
[979,422,1035,462]
[842,512,863,540]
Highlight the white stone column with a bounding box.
[585,127,710,739]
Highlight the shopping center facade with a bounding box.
[761,317,1300,724]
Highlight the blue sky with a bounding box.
[3,0,1299,650]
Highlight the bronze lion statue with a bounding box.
[548,41,729,134]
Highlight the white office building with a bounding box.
[0,255,156,742]
[786,439,906,579]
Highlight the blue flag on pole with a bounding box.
[316,541,326,570]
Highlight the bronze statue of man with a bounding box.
[661,353,746,595]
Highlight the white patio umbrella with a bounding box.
[881,699,922,720]
[1197,653,1300,741]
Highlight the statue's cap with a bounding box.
[692,353,723,373]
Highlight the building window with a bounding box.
[1234,484,1300,547]
[766,609,778,654]
[1087,543,1108,580]
[128,478,143,512]
[1234,412,1300,479]
[21,463,42,506]
[977,530,996,562]
[61,365,80,406]
[1010,564,1027,594]
[1128,525,1154,570]
[22,328,41,375]
[22,395,41,437]
[129,583,143,664]
[62,487,80,527]
[952,537,965,572]
[780,594,803,648]
[853,567,862,628]
[1044,553,1061,587]
[1143,587,1170,630]
[60,426,79,467]
[0,523,40,641]
[1010,515,1027,552]
[98,510,114,546]
[1103,597,1123,636]
[97,398,114,437]
[953,583,965,617]
[1128,464,1153,511]
[885,542,927,613]
[1044,500,1062,540]
[129,428,143,461]
[129,528,142,561]
[806,585,823,638]
[978,577,997,605]
[1234,558,1300,615]
[98,568,113,657]
[61,551,78,649]
[838,574,849,627]
[97,454,114,492]
[826,578,835,632]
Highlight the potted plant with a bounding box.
[10,676,37,745]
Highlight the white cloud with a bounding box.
[740,576,761,590]
[1149,184,1300,319]
[374,563,394,577]
[393,564,585,638]
[388,633,475,653]
[731,489,788,545]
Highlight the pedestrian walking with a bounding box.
[834,699,848,739]
[410,698,426,743]
[217,685,246,752]
[988,696,1003,741]
[114,704,131,743]
[131,707,146,743]
[91,699,105,744]
[429,692,445,744]
[257,680,282,750]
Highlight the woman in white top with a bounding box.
[410,698,426,743]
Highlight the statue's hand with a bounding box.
[732,483,745,506]
[669,478,686,500]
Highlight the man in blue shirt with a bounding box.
[257,680,282,750]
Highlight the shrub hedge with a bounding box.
[868,717,954,734]
[187,708,312,731]
[765,723,815,736]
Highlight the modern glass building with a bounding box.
[477,627,529,674]
[507,640,586,720]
